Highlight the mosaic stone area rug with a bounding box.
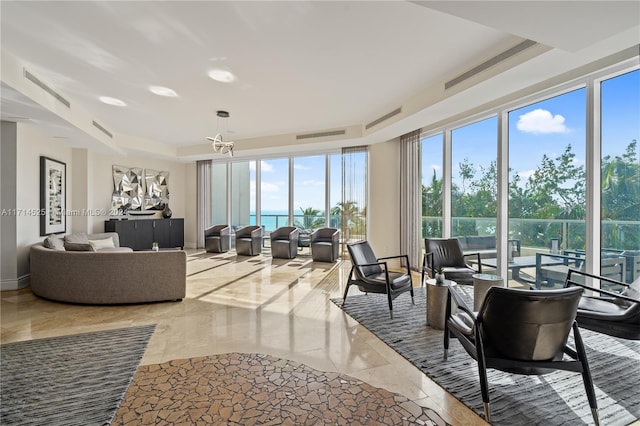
[332,287,640,426]
[1,324,155,426]
[113,352,449,425]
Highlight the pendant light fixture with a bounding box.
[206,110,234,157]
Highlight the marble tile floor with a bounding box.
[1,250,487,425]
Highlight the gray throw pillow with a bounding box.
[64,233,90,244]
[43,235,65,250]
[64,242,96,252]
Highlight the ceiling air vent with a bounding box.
[92,120,113,138]
[23,69,70,108]
[445,39,538,90]
[296,129,346,140]
[365,107,402,130]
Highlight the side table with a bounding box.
[425,278,457,330]
[472,273,504,310]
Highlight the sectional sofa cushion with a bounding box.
[89,237,116,250]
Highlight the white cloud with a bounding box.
[302,179,324,186]
[517,108,568,134]
[431,164,441,171]
[261,182,279,192]
[260,161,275,172]
[294,164,309,170]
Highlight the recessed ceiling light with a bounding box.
[149,86,178,97]
[208,69,236,83]
[99,96,127,107]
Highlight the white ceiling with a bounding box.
[1,1,638,160]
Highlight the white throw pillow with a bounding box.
[89,237,116,251]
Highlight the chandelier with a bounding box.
[206,110,234,157]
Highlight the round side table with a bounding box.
[425,278,457,330]
[472,273,503,311]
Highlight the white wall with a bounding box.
[16,124,74,279]
[87,153,188,237]
[368,139,401,259]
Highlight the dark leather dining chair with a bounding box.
[204,224,230,253]
[422,238,481,286]
[270,226,299,259]
[344,241,414,319]
[565,269,640,340]
[444,285,599,425]
[310,227,340,262]
[235,225,263,256]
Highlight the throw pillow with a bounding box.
[43,235,65,251]
[64,233,90,244]
[89,237,115,251]
[64,242,96,252]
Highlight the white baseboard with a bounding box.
[1,274,30,291]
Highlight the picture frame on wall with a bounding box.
[40,156,66,236]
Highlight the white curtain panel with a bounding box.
[341,146,368,257]
[400,130,422,271]
[196,160,212,249]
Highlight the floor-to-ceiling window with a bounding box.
[421,133,443,238]
[451,117,498,239]
[259,158,289,232]
[293,155,326,230]
[600,69,640,283]
[507,89,586,287]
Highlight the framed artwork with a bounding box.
[40,156,66,235]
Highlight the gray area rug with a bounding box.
[333,287,640,426]
[1,324,156,425]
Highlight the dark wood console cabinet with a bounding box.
[105,218,184,250]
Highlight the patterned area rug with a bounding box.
[332,287,640,426]
[113,352,449,426]
[1,325,155,426]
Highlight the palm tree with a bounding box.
[295,206,325,230]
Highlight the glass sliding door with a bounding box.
[260,158,289,232]
[601,69,640,284]
[508,89,586,288]
[451,117,498,246]
[421,133,443,238]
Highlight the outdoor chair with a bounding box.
[422,238,481,286]
[344,241,414,319]
[270,226,299,259]
[565,269,640,340]
[204,224,230,253]
[310,227,340,262]
[444,285,599,425]
[235,225,263,256]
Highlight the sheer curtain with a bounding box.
[196,160,212,249]
[342,146,368,256]
[400,130,422,271]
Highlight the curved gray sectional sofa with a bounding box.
[30,232,186,305]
